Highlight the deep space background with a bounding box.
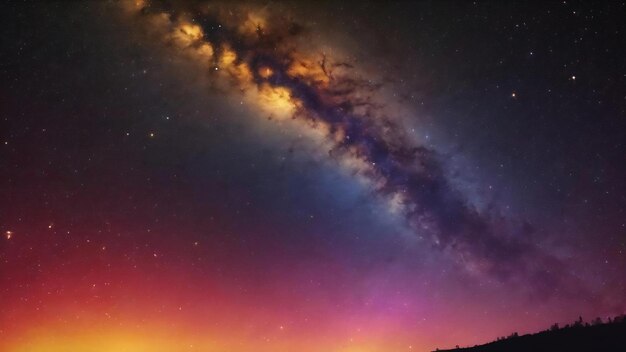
[1,1,625,351]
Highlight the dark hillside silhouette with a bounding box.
[434,315,626,352]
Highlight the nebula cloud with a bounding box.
[119,0,577,293]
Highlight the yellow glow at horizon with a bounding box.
[7,327,232,352]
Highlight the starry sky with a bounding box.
[1,1,625,351]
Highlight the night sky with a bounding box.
[1,1,625,351]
